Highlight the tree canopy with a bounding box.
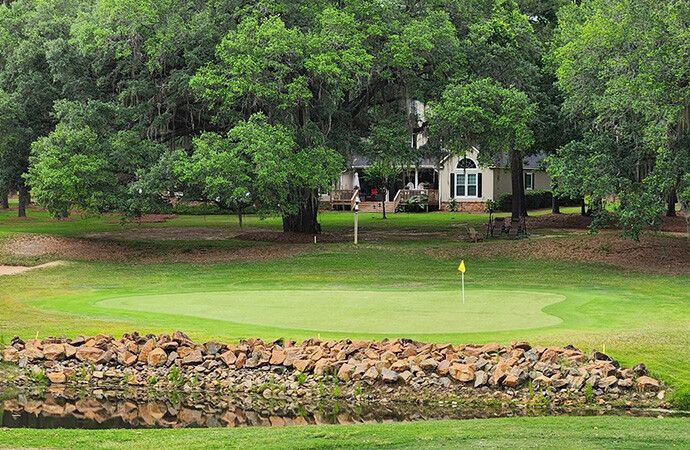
[1,0,683,236]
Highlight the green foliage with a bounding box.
[296,371,308,386]
[496,190,551,212]
[550,0,690,238]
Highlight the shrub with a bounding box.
[496,190,578,212]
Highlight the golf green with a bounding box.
[96,289,564,334]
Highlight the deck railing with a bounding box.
[393,189,439,211]
[330,189,359,209]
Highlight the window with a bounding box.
[456,173,478,197]
[457,158,477,169]
[524,172,534,190]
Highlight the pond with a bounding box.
[2,388,685,429]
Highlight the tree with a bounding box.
[430,78,536,220]
[550,0,690,238]
[363,162,402,219]
[0,0,80,217]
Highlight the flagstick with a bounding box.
[461,271,465,305]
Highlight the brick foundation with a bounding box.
[441,201,486,213]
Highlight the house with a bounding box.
[328,147,551,213]
[327,99,552,213]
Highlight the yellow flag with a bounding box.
[458,260,466,273]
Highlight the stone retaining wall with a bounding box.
[0,332,665,407]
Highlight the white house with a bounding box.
[328,147,551,212]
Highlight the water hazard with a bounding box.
[2,388,685,429]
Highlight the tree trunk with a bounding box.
[238,212,243,230]
[282,190,320,234]
[551,194,561,214]
[1,188,8,209]
[17,183,28,218]
[581,198,586,216]
[509,147,525,221]
[667,189,677,217]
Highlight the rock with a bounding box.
[590,350,612,361]
[503,372,522,388]
[618,378,634,388]
[122,351,137,367]
[177,346,193,358]
[313,359,332,376]
[43,344,65,360]
[293,359,312,373]
[474,370,487,388]
[2,346,19,363]
[362,366,379,381]
[92,371,104,379]
[220,350,237,367]
[235,353,247,369]
[337,363,355,381]
[399,370,413,384]
[64,344,77,358]
[172,330,194,346]
[480,342,500,354]
[269,349,286,365]
[390,360,410,372]
[598,376,618,389]
[138,339,156,363]
[636,376,660,392]
[381,368,399,383]
[204,341,222,355]
[419,358,439,371]
[147,348,167,367]
[160,341,179,351]
[437,360,451,375]
[450,363,475,382]
[181,350,203,365]
[18,348,44,362]
[633,363,649,376]
[47,372,66,383]
[75,346,104,364]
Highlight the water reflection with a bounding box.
[1,388,684,429]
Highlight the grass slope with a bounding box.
[0,417,688,449]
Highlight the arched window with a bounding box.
[456,158,477,169]
[454,157,479,197]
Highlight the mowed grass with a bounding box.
[96,289,564,334]
[0,416,688,449]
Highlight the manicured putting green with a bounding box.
[96,289,564,334]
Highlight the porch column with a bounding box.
[414,168,419,188]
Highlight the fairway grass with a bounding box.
[0,416,688,449]
[96,289,564,334]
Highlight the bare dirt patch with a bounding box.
[428,233,690,275]
[0,261,65,276]
[103,214,178,224]
[85,227,240,241]
[2,234,307,263]
[237,231,349,243]
[527,212,689,234]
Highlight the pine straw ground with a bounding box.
[427,233,690,275]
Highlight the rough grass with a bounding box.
[0,416,688,449]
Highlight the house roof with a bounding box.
[347,154,438,169]
[490,153,547,170]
